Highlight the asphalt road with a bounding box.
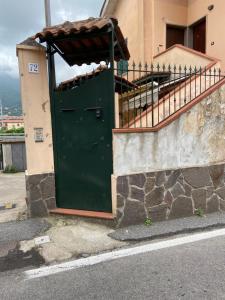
[1,231,225,300]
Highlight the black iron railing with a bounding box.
[114,63,224,128]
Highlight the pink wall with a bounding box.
[153,0,188,55]
[102,0,225,69]
[188,0,225,70]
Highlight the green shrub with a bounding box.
[0,127,24,134]
[3,165,18,173]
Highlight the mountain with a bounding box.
[0,74,22,116]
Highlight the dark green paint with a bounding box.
[52,69,114,212]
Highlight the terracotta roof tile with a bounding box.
[35,18,115,40]
[35,17,130,66]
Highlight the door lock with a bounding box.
[85,107,102,118]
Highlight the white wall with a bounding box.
[113,84,225,176]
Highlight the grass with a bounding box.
[3,165,18,173]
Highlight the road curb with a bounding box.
[109,212,225,242]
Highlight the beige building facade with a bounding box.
[101,0,225,69]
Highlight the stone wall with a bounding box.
[116,163,225,227]
[26,173,56,217]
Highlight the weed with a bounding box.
[195,208,204,217]
[3,165,18,173]
[144,217,153,226]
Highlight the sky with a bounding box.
[0,0,104,82]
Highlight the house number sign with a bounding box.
[28,63,39,73]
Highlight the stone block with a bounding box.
[129,174,146,188]
[165,170,172,176]
[116,209,123,225]
[117,194,125,208]
[164,170,181,189]
[220,199,225,211]
[130,187,145,202]
[45,197,57,210]
[119,200,146,227]
[29,186,41,202]
[169,196,193,219]
[171,182,185,199]
[182,167,212,188]
[164,191,173,206]
[146,172,155,178]
[183,183,192,197]
[216,187,225,200]
[26,172,56,217]
[206,187,214,199]
[117,176,129,198]
[40,175,55,199]
[29,200,48,218]
[155,171,166,186]
[146,187,164,207]
[26,174,45,186]
[209,164,224,188]
[207,195,219,213]
[192,189,206,211]
[148,204,168,222]
[145,177,155,194]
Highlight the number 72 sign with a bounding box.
[28,63,39,73]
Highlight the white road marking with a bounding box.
[25,228,225,280]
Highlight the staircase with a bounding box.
[117,45,225,130]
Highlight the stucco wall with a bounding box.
[153,45,213,68]
[112,0,146,63]
[113,84,225,176]
[188,0,225,70]
[17,44,54,176]
[102,0,225,69]
[105,0,154,64]
[153,0,188,55]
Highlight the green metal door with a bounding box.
[52,69,114,212]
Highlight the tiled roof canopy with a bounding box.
[35,17,130,66]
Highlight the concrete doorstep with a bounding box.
[1,212,225,273]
